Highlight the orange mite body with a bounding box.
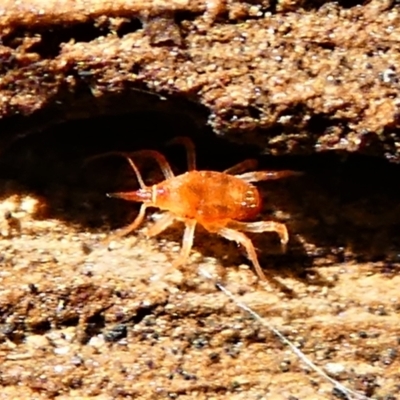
[154,171,261,226]
[89,137,301,281]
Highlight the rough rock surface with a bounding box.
[0,1,400,400]
[0,0,400,159]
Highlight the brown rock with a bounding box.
[0,0,400,159]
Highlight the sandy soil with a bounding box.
[0,122,399,399]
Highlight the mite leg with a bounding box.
[235,170,302,183]
[145,212,176,238]
[103,204,147,246]
[129,150,174,179]
[224,159,258,175]
[228,220,289,250]
[217,227,267,281]
[125,157,146,188]
[85,150,174,179]
[83,151,132,175]
[167,136,197,171]
[83,152,147,188]
[172,219,197,268]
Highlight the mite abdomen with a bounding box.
[156,170,261,223]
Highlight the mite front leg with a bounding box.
[172,219,197,268]
[236,170,302,183]
[224,159,258,175]
[145,212,175,238]
[125,157,147,188]
[84,150,174,180]
[168,137,197,171]
[228,220,289,251]
[130,150,175,179]
[103,204,147,246]
[217,227,267,281]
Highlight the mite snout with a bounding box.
[107,188,152,203]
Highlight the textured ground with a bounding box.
[1,0,400,399]
[0,121,399,399]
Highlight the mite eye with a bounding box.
[244,190,255,202]
[241,190,257,208]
